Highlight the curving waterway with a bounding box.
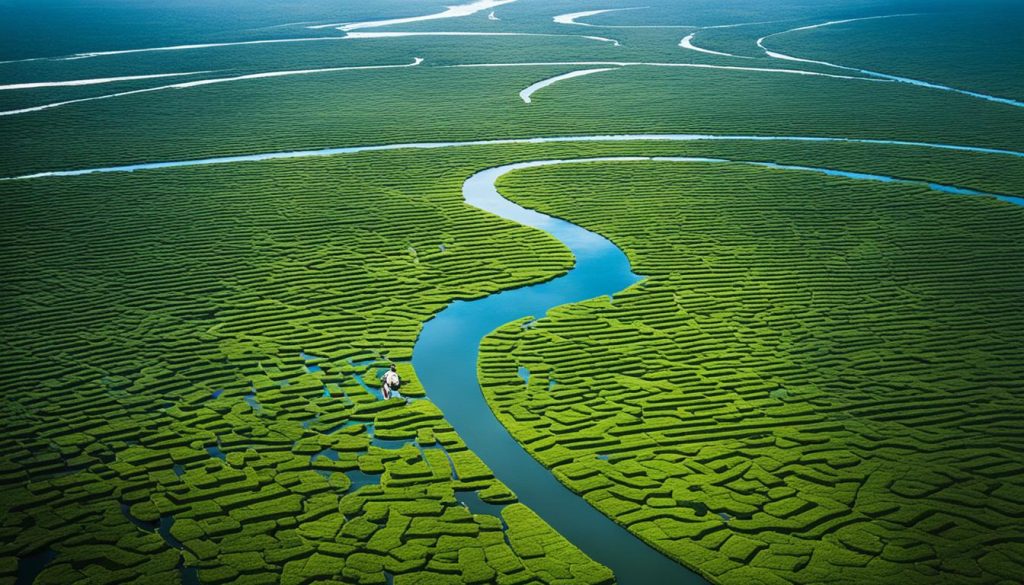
[413,159,699,584]
[6,140,1022,581]
[409,155,1022,583]
[307,0,517,31]
[0,59,424,117]
[8,133,1024,181]
[519,68,617,103]
[757,15,1024,109]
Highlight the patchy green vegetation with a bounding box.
[2,135,1023,584]
[2,0,1023,582]
[480,160,1024,584]
[0,147,629,584]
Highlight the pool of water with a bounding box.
[16,549,56,585]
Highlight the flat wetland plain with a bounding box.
[0,0,1022,584]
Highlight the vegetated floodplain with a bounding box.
[4,40,1024,177]
[0,147,632,585]
[1,136,1024,584]
[478,160,1024,584]
[2,0,1024,583]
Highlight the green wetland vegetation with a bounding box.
[1,0,1022,583]
[480,161,1024,583]
[769,9,1024,101]
[0,148,606,584]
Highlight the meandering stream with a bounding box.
[412,159,701,585]
[408,155,1021,583]
[757,15,1024,109]
[6,137,1022,582]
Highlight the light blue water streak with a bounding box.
[6,134,1024,181]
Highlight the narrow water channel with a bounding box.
[10,145,1019,583]
[8,133,1024,180]
[411,156,1023,584]
[412,159,707,585]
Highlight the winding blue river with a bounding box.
[411,156,1022,584]
[413,160,701,584]
[7,140,1022,583]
